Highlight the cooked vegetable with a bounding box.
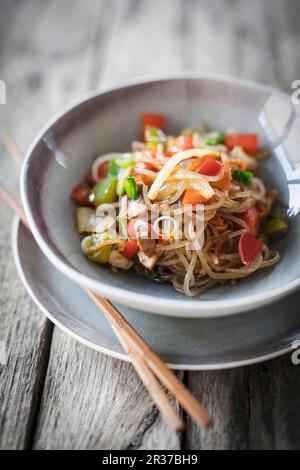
[137,238,156,256]
[116,158,136,169]
[72,184,91,207]
[238,232,263,266]
[88,245,112,264]
[117,167,132,196]
[198,157,223,176]
[205,132,225,146]
[231,146,257,170]
[225,134,258,154]
[145,126,167,150]
[148,148,219,200]
[228,159,247,171]
[142,113,165,138]
[232,169,253,186]
[171,135,194,151]
[107,160,119,176]
[127,198,147,218]
[122,240,138,260]
[127,218,154,239]
[90,175,118,206]
[74,115,282,298]
[182,189,211,205]
[109,250,133,270]
[123,177,138,200]
[242,206,260,236]
[98,162,108,178]
[76,207,97,233]
[137,250,157,270]
[210,167,231,191]
[263,217,288,238]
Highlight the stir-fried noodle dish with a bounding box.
[72,114,288,297]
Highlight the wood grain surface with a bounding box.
[0,0,299,450]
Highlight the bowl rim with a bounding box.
[20,72,300,318]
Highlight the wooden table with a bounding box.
[1,0,300,450]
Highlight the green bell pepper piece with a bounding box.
[90,175,118,207]
[88,245,112,264]
[263,217,288,239]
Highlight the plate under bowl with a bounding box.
[20,74,300,317]
[12,217,300,370]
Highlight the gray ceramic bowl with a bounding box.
[21,74,300,317]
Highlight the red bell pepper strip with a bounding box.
[242,206,260,236]
[238,232,263,266]
[198,157,223,176]
[225,134,258,154]
[122,240,138,260]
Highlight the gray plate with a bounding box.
[12,217,300,370]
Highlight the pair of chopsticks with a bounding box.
[0,131,211,431]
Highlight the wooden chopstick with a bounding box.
[0,185,29,228]
[1,132,211,429]
[85,291,211,428]
[0,182,184,431]
[0,130,23,170]
[110,320,184,431]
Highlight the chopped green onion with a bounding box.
[232,169,253,186]
[205,132,225,146]
[117,215,127,235]
[107,160,119,176]
[123,177,138,200]
[145,126,167,150]
[115,158,136,169]
[263,217,288,239]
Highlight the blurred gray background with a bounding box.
[1,0,300,451]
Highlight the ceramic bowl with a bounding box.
[21,74,300,317]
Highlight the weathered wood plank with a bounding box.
[0,0,105,449]
[33,329,181,450]
[185,368,251,450]
[0,0,51,450]
[248,356,300,450]
[31,0,183,450]
[186,356,300,450]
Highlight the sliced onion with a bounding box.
[172,165,225,183]
[184,180,215,200]
[76,208,97,234]
[92,153,123,183]
[95,215,115,233]
[230,146,257,170]
[147,148,219,200]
